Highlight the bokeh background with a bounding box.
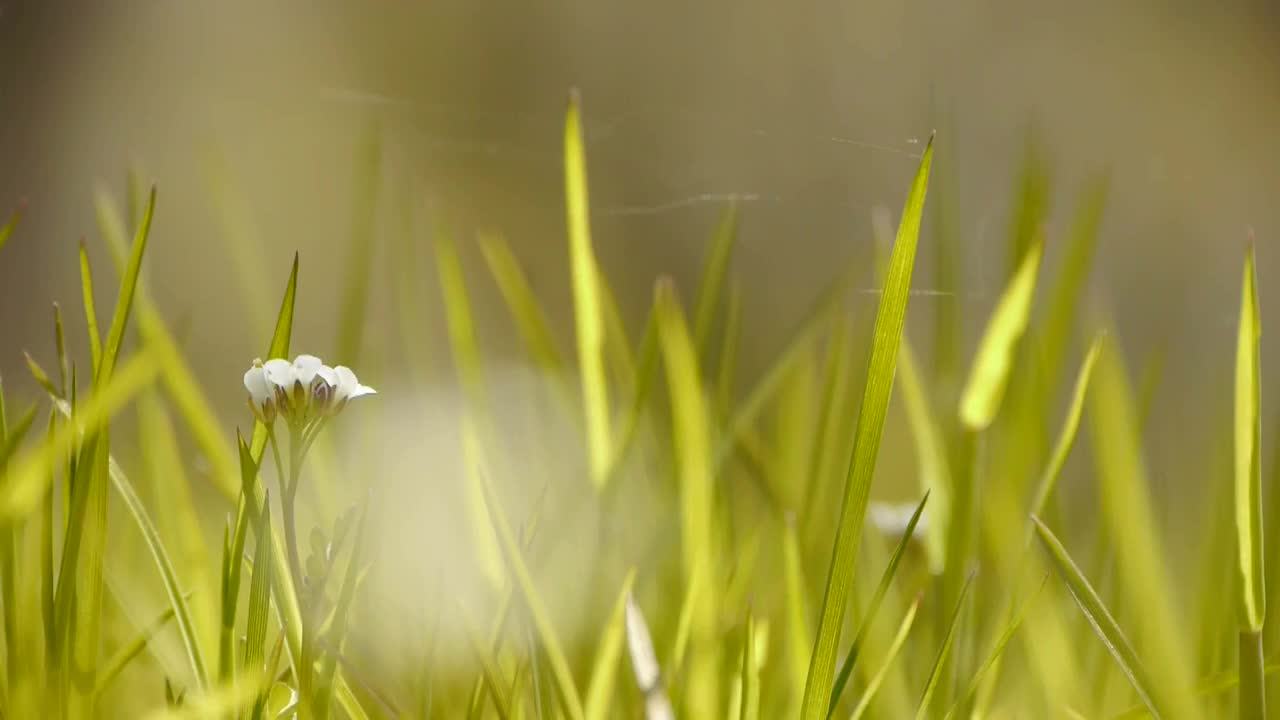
[1,2,1279,711]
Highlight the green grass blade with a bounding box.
[654,279,720,716]
[1088,330,1199,713]
[248,253,299,461]
[96,185,155,386]
[829,491,929,717]
[221,433,260,683]
[898,338,951,572]
[584,569,637,720]
[564,90,613,489]
[1005,133,1050,276]
[313,500,371,715]
[1111,664,1280,720]
[959,239,1044,430]
[783,517,814,711]
[1235,246,1265,631]
[108,442,211,688]
[799,134,933,720]
[915,570,976,720]
[80,241,103,377]
[1028,333,1103,520]
[715,282,743,416]
[243,496,274,680]
[693,202,739,355]
[477,466,585,720]
[1032,516,1163,718]
[479,232,566,373]
[850,595,920,720]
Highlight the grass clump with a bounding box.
[0,96,1271,720]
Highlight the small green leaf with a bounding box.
[80,241,103,377]
[800,134,933,720]
[1028,334,1103,520]
[564,90,613,489]
[693,202,739,355]
[959,239,1043,430]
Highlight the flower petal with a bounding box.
[333,365,359,401]
[315,365,338,388]
[263,358,295,390]
[243,365,271,405]
[292,354,324,386]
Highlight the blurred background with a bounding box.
[1,1,1279,712]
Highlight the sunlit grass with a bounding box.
[0,94,1271,720]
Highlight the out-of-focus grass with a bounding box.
[0,93,1271,720]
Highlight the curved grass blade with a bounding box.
[783,516,813,710]
[462,608,512,720]
[1032,516,1162,718]
[693,201,739,354]
[915,570,976,720]
[479,232,566,373]
[850,595,920,720]
[108,447,211,688]
[220,433,260,683]
[829,490,929,717]
[584,569,638,720]
[248,253,299,461]
[1028,333,1103,521]
[477,465,586,720]
[958,239,1043,431]
[564,90,612,489]
[800,135,933,720]
[96,185,155,386]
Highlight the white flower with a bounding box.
[244,354,376,426]
[869,501,928,539]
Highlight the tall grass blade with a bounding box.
[1032,516,1163,718]
[97,185,155,386]
[783,516,814,711]
[829,491,929,716]
[79,242,103,376]
[93,603,181,696]
[1040,175,1108,388]
[1028,333,1103,519]
[584,570,638,720]
[654,279,720,716]
[898,338,950,571]
[564,90,613,489]
[1234,245,1266,719]
[243,496,274,703]
[945,575,1047,719]
[915,570,975,720]
[850,595,920,720]
[799,134,933,720]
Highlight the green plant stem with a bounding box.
[274,426,313,718]
[1240,630,1265,719]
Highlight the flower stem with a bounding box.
[279,427,314,718]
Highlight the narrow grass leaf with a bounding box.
[584,569,638,720]
[693,202,739,354]
[783,516,814,710]
[80,241,103,377]
[243,496,274,678]
[915,570,975,720]
[479,232,565,373]
[93,601,183,696]
[1032,516,1163,718]
[462,609,513,720]
[829,491,929,717]
[850,595,920,720]
[96,185,155,386]
[945,575,1048,719]
[564,90,612,489]
[1028,333,1103,520]
[898,337,951,571]
[959,239,1043,430]
[800,135,933,720]
[1040,175,1108,388]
